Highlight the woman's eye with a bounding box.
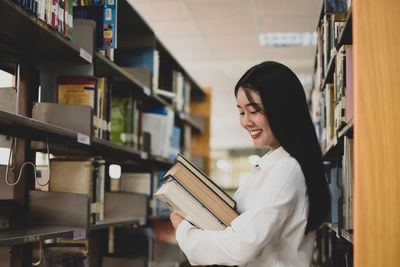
[239,112,244,115]
[250,111,258,115]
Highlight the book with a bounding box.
[324,0,348,13]
[342,136,353,231]
[142,107,174,158]
[103,0,117,49]
[115,48,159,94]
[155,179,226,231]
[326,163,342,225]
[155,153,238,229]
[345,45,353,123]
[73,5,104,50]
[44,243,88,266]
[169,126,182,161]
[175,153,235,209]
[120,172,153,196]
[49,157,105,224]
[57,76,97,109]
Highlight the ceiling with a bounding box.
[129,0,322,150]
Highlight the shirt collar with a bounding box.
[254,146,290,170]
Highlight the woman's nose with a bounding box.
[242,114,253,128]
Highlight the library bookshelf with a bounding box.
[312,1,400,267]
[0,0,208,266]
[311,3,354,266]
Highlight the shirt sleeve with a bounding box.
[175,159,304,266]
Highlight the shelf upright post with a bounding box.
[10,60,38,267]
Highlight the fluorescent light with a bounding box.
[259,32,317,47]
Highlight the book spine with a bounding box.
[176,154,238,212]
[172,179,227,228]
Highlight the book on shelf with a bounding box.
[169,126,182,162]
[325,83,335,143]
[142,107,175,159]
[342,136,353,231]
[109,90,140,148]
[344,45,353,123]
[44,243,88,266]
[73,4,104,50]
[110,94,130,146]
[325,163,342,225]
[324,0,348,13]
[64,0,74,39]
[312,45,353,148]
[183,79,192,114]
[93,77,110,139]
[57,75,97,109]
[154,153,238,230]
[171,70,192,113]
[102,0,117,49]
[115,48,160,94]
[43,157,105,224]
[119,172,153,196]
[172,70,184,111]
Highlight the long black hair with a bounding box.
[234,61,330,234]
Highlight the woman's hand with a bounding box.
[170,210,186,230]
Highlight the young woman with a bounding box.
[170,61,330,267]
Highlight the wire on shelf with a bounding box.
[32,241,43,266]
[5,136,51,187]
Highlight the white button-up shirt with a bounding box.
[176,146,315,267]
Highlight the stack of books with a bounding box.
[154,154,239,231]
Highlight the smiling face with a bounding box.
[236,87,280,150]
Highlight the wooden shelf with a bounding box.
[0,0,91,66]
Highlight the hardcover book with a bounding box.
[154,153,238,230]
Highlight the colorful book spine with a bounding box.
[103,0,117,49]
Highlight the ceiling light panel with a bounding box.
[259,32,317,47]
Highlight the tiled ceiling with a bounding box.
[129,0,322,150]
